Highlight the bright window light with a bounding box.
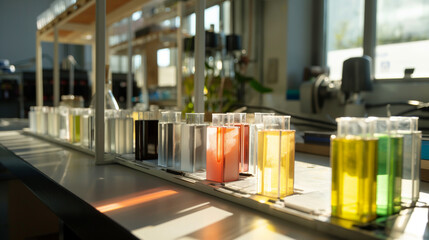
[375,0,429,78]
[326,0,364,80]
[187,5,220,35]
[157,48,171,67]
[132,11,142,21]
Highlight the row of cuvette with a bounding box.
[28,107,294,200]
[332,116,422,223]
[29,107,423,224]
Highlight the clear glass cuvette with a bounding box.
[249,112,275,175]
[69,108,82,143]
[206,114,240,183]
[29,106,36,133]
[227,113,249,173]
[372,117,403,216]
[331,117,377,224]
[80,108,94,149]
[47,107,59,138]
[158,111,182,168]
[115,110,134,154]
[105,109,116,153]
[391,116,422,205]
[35,106,49,135]
[135,111,159,160]
[58,106,70,141]
[180,113,208,172]
[257,115,295,199]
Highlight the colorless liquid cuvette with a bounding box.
[59,111,69,140]
[158,122,181,168]
[36,110,48,134]
[180,124,207,172]
[80,115,90,148]
[29,111,36,132]
[401,131,422,203]
[249,123,263,175]
[108,118,116,153]
[115,117,133,154]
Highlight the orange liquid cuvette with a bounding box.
[206,126,240,182]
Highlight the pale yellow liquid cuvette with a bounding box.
[69,114,81,143]
[257,130,295,199]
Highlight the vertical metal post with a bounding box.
[312,0,327,67]
[54,27,60,106]
[69,60,74,95]
[364,0,377,72]
[127,17,133,109]
[105,27,110,76]
[230,0,235,34]
[16,73,25,118]
[91,40,96,95]
[255,0,264,105]
[95,0,106,164]
[194,0,205,113]
[36,34,43,106]
[176,0,184,109]
[18,75,24,118]
[141,52,149,108]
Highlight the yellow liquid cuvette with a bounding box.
[257,130,295,199]
[331,136,378,224]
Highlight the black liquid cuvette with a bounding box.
[135,119,159,160]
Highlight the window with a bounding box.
[109,55,128,73]
[376,0,429,78]
[326,0,364,80]
[325,0,429,80]
[107,4,226,86]
[157,48,177,87]
[184,5,220,35]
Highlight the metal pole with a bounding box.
[127,17,133,109]
[176,0,184,109]
[255,0,264,105]
[312,0,327,67]
[95,0,106,164]
[54,27,60,106]
[69,58,75,95]
[18,75,24,118]
[364,0,377,73]
[105,26,110,79]
[141,52,149,108]
[231,0,235,34]
[91,40,96,95]
[36,34,43,106]
[194,0,205,113]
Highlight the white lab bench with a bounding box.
[0,130,428,239]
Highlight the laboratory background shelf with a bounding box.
[37,0,225,45]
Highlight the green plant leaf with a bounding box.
[235,72,273,93]
[235,72,253,83]
[205,61,214,70]
[249,79,273,93]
